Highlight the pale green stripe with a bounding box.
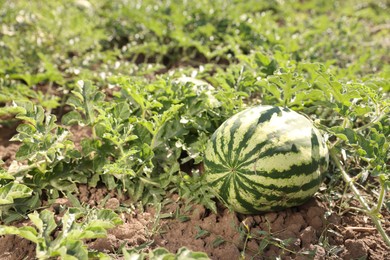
[227,180,320,213]
[240,146,312,173]
[204,142,220,165]
[239,124,270,160]
[230,108,260,165]
[238,110,319,173]
[288,184,321,199]
[215,120,233,166]
[232,106,280,160]
[240,140,292,167]
[240,111,312,157]
[235,170,321,188]
[205,172,231,184]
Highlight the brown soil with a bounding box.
[0,123,19,167]
[152,196,389,260]
[0,234,36,260]
[0,123,389,260]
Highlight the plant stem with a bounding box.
[375,178,387,214]
[355,111,388,133]
[329,148,390,247]
[10,160,46,175]
[241,221,251,259]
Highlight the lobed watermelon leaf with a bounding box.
[0,182,33,205]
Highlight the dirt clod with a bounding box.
[0,235,36,260]
[105,198,120,210]
[300,226,317,247]
[341,239,369,259]
[0,143,20,167]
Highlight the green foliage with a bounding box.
[0,166,34,219]
[0,208,122,259]
[9,101,84,193]
[123,246,209,260]
[63,80,106,127]
[0,0,389,256]
[11,102,74,163]
[177,171,217,214]
[59,77,240,205]
[0,182,32,205]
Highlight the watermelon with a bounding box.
[204,105,328,214]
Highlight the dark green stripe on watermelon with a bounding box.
[257,142,300,158]
[311,129,320,160]
[232,177,259,213]
[211,132,228,166]
[234,173,270,199]
[237,169,321,193]
[235,172,289,200]
[238,139,270,165]
[232,176,318,213]
[233,116,265,167]
[300,177,322,191]
[257,106,282,125]
[226,117,243,168]
[237,139,303,169]
[218,173,233,202]
[203,158,228,173]
[238,159,318,179]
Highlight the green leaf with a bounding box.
[330,126,358,144]
[88,251,111,260]
[175,247,209,259]
[62,111,83,125]
[40,210,57,239]
[66,192,81,208]
[28,211,44,234]
[67,80,104,127]
[0,183,33,205]
[15,123,37,136]
[17,103,45,125]
[212,236,225,248]
[255,52,271,66]
[113,102,131,121]
[21,207,123,258]
[152,104,185,148]
[0,170,14,181]
[96,209,124,226]
[15,143,38,160]
[144,246,210,259]
[60,240,88,260]
[195,226,210,239]
[150,247,172,258]
[123,248,145,260]
[0,225,39,244]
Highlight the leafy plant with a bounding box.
[9,101,83,191]
[59,76,244,205]
[0,207,123,259]
[123,246,209,260]
[243,52,390,245]
[0,0,389,257]
[0,165,33,219]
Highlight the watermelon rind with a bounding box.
[204,105,329,214]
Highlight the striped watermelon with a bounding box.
[204,105,328,214]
